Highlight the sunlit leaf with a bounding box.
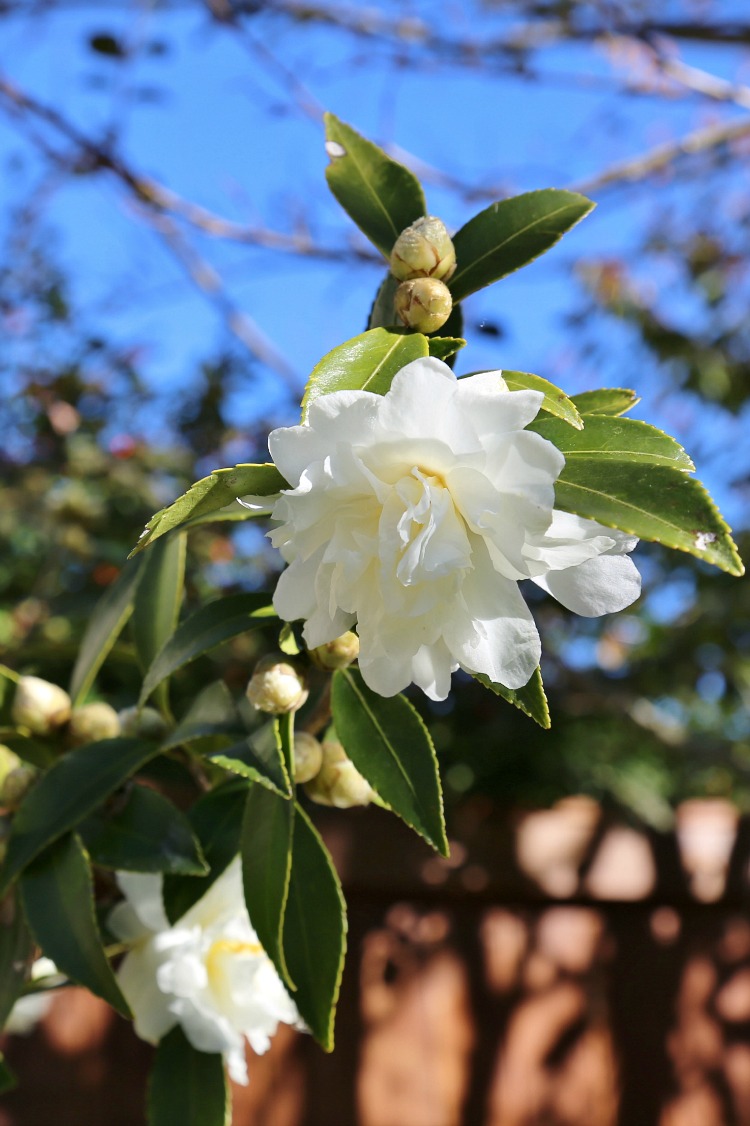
[531,414,695,470]
[572,388,640,417]
[131,531,186,713]
[502,370,583,429]
[20,833,131,1017]
[301,328,428,420]
[473,667,550,729]
[69,556,144,705]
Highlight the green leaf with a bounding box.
[69,556,144,704]
[572,388,640,417]
[283,805,346,1051]
[368,273,399,329]
[531,414,695,470]
[139,594,276,707]
[301,328,428,421]
[131,531,187,712]
[324,112,426,259]
[0,738,160,897]
[473,667,550,729]
[0,891,33,1028]
[0,1053,17,1094]
[450,189,595,302]
[554,461,744,576]
[502,370,583,429]
[160,681,242,752]
[20,833,131,1017]
[163,781,249,924]
[241,785,295,990]
[208,720,290,797]
[332,668,448,856]
[148,1026,230,1126]
[131,464,287,557]
[427,336,466,361]
[81,785,208,875]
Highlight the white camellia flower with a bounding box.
[108,857,302,1085]
[266,357,641,701]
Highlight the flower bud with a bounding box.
[118,706,169,740]
[390,216,456,282]
[309,631,360,671]
[68,702,121,747]
[304,736,374,808]
[246,655,309,715]
[394,278,452,334]
[11,676,72,735]
[0,745,22,788]
[1,763,39,809]
[292,732,324,784]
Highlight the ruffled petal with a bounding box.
[533,551,642,616]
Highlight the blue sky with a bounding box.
[2,0,749,524]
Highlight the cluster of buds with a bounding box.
[0,744,38,809]
[11,676,71,735]
[68,702,121,747]
[303,732,374,809]
[390,216,456,334]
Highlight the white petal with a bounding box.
[533,551,642,616]
[116,871,169,933]
[116,944,177,1045]
[454,373,543,437]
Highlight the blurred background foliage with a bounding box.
[1,0,749,834]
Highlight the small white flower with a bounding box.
[267,357,641,700]
[108,858,302,1085]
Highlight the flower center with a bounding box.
[206,937,263,990]
[391,466,470,587]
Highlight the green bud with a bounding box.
[304,736,374,809]
[0,745,22,789]
[292,732,324,784]
[68,702,121,747]
[390,216,456,282]
[246,654,309,715]
[394,277,452,334]
[11,676,72,735]
[309,631,360,671]
[1,764,39,809]
[118,706,169,739]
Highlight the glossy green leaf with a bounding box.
[131,531,186,712]
[163,780,249,924]
[427,336,466,361]
[148,1026,230,1126]
[282,805,346,1051]
[572,388,640,416]
[554,461,744,576]
[138,594,275,707]
[332,668,448,856]
[531,414,695,470]
[502,370,583,429]
[0,738,160,897]
[241,784,295,990]
[0,1053,17,1094]
[0,891,33,1027]
[473,667,550,729]
[208,720,290,797]
[131,463,287,557]
[368,273,399,329]
[301,328,429,420]
[81,785,207,875]
[20,833,130,1017]
[69,556,144,704]
[160,681,242,752]
[324,112,426,259]
[450,189,595,302]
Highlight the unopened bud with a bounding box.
[0,745,22,789]
[12,676,71,735]
[118,706,169,739]
[304,736,374,809]
[1,764,39,808]
[68,702,121,747]
[309,631,360,671]
[390,216,456,282]
[292,732,324,784]
[246,654,309,715]
[394,278,452,334]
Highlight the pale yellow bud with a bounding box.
[394,277,452,334]
[12,676,71,735]
[246,654,309,715]
[292,732,324,784]
[68,702,121,747]
[118,706,169,739]
[390,216,456,282]
[1,764,39,808]
[304,737,374,809]
[0,745,22,788]
[309,631,360,671]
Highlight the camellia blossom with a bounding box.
[266,357,641,701]
[108,857,302,1084]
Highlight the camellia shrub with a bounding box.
[0,115,744,1123]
